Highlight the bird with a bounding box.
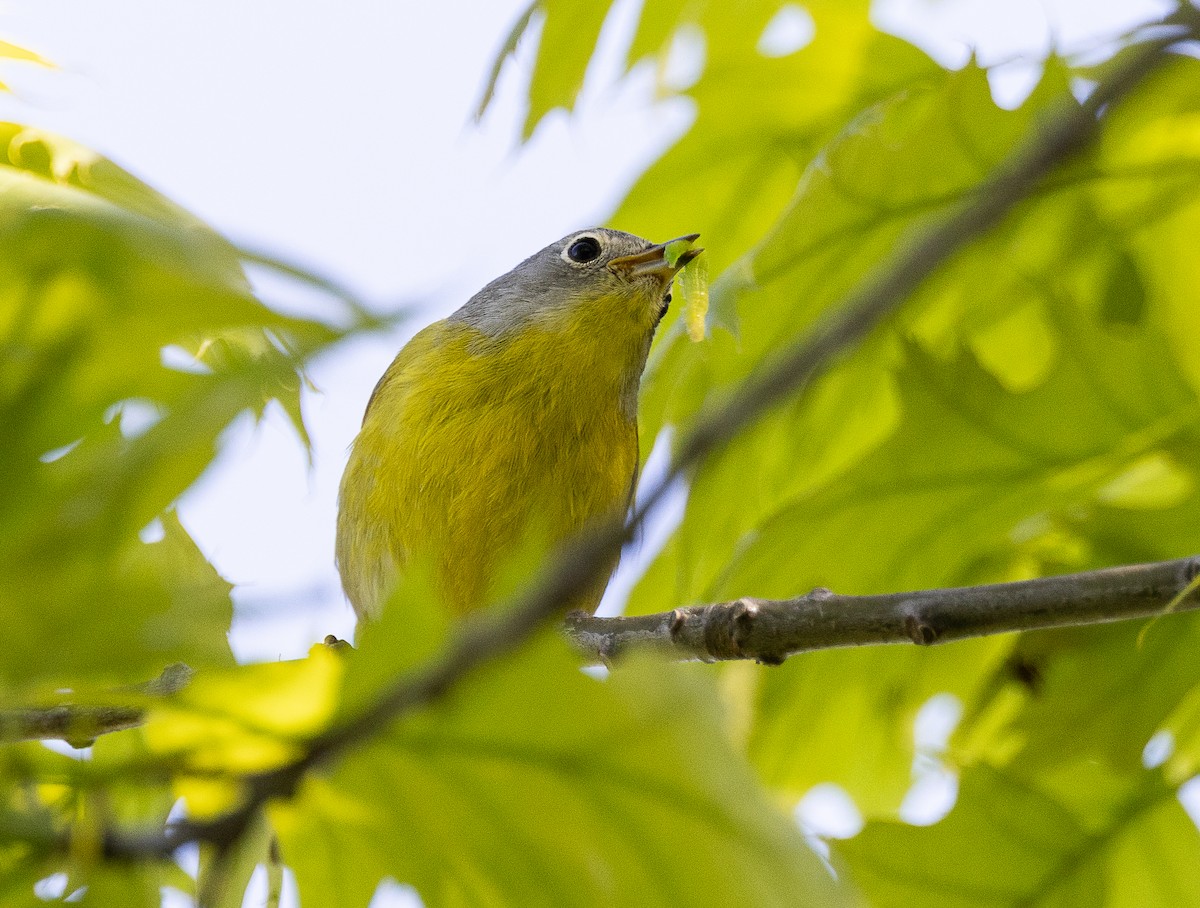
[336,228,700,621]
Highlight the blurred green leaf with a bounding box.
[0,125,358,690]
[836,764,1200,907]
[637,59,1065,449]
[679,301,1200,813]
[955,615,1200,781]
[621,46,1200,822]
[266,540,847,905]
[617,2,942,274]
[0,40,51,68]
[141,647,342,817]
[475,2,539,121]
[484,0,618,140]
[522,0,617,138]
[0,39,51,95]
[275,631,850,907]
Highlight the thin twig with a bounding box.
[0,663,194,745]
[565,557,1200,663]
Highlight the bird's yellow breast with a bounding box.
[336,302,643,619]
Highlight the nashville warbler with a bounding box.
[336,229,700,620]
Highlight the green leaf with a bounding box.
[836,764,1200,907]
[274,634,849,907]
[955,615,1200,780]
[615,5,942,277]
[197,814,274,908]
[622,48,1200,817]
[2,509,236,690]
[0,40,51,68]
[335,557,453,717]
[522,1,616,139]
[0,125,356,688]
[144,647,343,793]
[0,116,363,898]
[474,2,539,121]
[748,640,1012,816]
[66,866,165,907]
[693,301,1199,810]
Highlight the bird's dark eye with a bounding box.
[567,236,602,263]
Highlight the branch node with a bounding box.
[731,598,759,654]
[668,608,687,637]
[732,598,784,664]
[138,662,195,696]
[322,635,354,653]
[903,612,938,646]
[1183,557,1200,585]
[732,598,759,627]
[808,586,833,601]
[597,639,617,668]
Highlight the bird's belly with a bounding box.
[345,390,636,618]
[426,400,635,613]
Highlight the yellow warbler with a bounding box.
[336,228,700,620]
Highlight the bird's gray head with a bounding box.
[450,227,700,336]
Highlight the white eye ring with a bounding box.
[562,234,603,265]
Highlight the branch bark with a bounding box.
[565,557,1200,664]
[0,662,194,745]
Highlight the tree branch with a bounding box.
[565,557,1200,663]
[0,662,194,745]
[22,9,1199,864]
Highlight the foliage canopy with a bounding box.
[3,2,1200,905]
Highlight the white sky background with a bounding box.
[0,0,1185,905]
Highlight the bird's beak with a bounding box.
[608,233,702,279]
